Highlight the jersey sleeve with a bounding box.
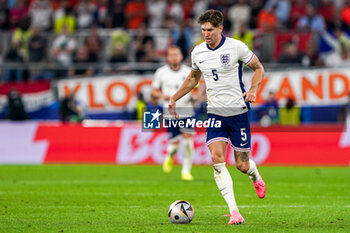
[191,49,199,71]
[152,69,162,89]
[237,40,255,65]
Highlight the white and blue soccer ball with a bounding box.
[168,200,194,224]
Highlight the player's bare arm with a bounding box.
[243,56,265,103]
[169,69,202,118]
[151,89,170,101]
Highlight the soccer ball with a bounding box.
[168,200,194,224]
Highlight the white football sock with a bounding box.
[167,143,179,158]
[246,159,261,182]
[181,137,194,174]
[213,162,238,213]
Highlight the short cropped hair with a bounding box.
[166,45,182,55]
[197,9,224,28]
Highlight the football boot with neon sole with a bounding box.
[181,173,194,181]
[162,156,174,173]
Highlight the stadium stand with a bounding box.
[0,0,349,123]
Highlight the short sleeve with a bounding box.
[191,50,199,71]
[152,69,162,89]
[237,40,255,65]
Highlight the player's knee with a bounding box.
[211,152,225,164]
[236,161,249,173]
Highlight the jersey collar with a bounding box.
[206,34,226,51]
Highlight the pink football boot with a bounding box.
[252,178,266,198]
[228,211,245,225]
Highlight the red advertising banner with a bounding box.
[0,121,349,165]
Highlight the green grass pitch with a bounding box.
[0,165,349,232]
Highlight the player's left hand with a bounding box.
[168,98,179,119]
[243,91,256,103]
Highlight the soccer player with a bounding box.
[151,46,195,181]
[168,10,266,224]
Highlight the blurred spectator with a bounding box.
[12,16,32,60]
[249,0,265,29]
[279,97,300,126]
[3,41,26,82]
[84,25,103,62]
[106,0,126,28]
[257,3,280,32]
[167,0,184,26]
[259,91,279,126]
[290,0,307,29]
[109,29,130,61]
[109,42,128,63]
[135,92,146,121]
[28,26,47,62]
[304,39,324,67]
[75,0,96,29]
[172,19,193,60]
[52,0,79,13]
[192,0,209,24]
[278,42,306,65]
[182,0,195,20]
[10,0,28,29]
[51,0,61,11]
[139,45,159,64]
[54,2,76,34]
[28,26,50,80]
[233,23,254,50]
[321,28,350,67]
[53,0,68,20]
[147,0,167,29]
[341,0,350,27]
[51,25,77,68]
[124,0,146,29]
[29,0,52,31]
[318,0,335,29]
[297,4,326,32]
[68,45,95,77]
[0,0,10,30]
[227,0,251,34]
[134,24,155,62]
[265,0,290,27]
[329,8,349,31]
[94,0,108,28]
[208,0,226,12]
[107,38,130,74]
[59,92,84,122]
[4,89,28,120]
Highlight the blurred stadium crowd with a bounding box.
[0,0,350,82]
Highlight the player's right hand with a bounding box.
[168,98,179,119]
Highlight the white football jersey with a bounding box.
[152,64,194,119]
[191,36,255,117]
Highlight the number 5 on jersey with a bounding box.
[212,69,219,81]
